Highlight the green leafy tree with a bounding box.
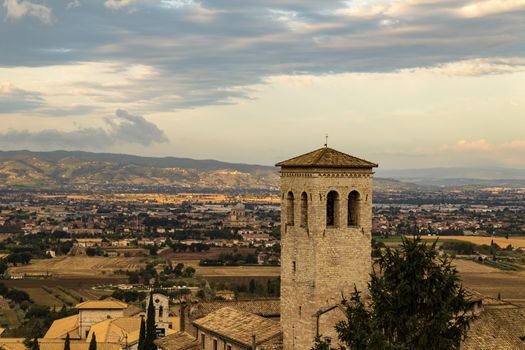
[64,333,71,350]
[314,236,475,350]
[89,333,97,350]
[144,293,157,350]
[138,316,146,350]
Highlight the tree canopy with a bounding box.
[314,236,475,350]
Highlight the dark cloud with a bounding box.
[0,109,168,149]
[0,0,524,110]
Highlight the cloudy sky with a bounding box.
[1,0,524,169]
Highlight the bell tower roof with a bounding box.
[276,147,378,169]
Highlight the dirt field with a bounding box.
[452,259,525,306]
[420,235,525,248]
[161,247,257,261]
[8,256,147,278]
[23,287,63,308]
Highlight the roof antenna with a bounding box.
[324,134,328,147]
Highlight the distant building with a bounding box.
[224,204,255,228]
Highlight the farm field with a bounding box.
[180,259,280,277]
[420,235,525,248]
[453,259,525,307]
[3,277,123,308]
[161,247,257,260]
[8,256,147,278]
[375,235,525,249]
[23,287,63,308]
[0,298,20,329]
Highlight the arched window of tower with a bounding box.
[300,192,308,228]
[348,190,361,227]
[286,191,295,226]
[326,190,340,227]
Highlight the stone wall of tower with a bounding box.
[280,168,373,350]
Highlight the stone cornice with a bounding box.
[280,171,373,178]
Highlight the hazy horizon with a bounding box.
[3,148,525,173]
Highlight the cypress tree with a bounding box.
[31,338,39,350]
[144,292,157,350]
[138,316,146,350]
[64,333,71,350]
[89,333,97,350]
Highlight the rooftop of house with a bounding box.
[76,299,128,310]
[86,317,142,344]
[43,314,79,339]
[276,147,377,169]
[0,339,120,350]
[186,299,280,320]
[155,332,198,350]
[192,307,281,347]
[462,308,525,349]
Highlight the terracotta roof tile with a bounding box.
[155,332,198,350]
[462,308,525,349]
[43,315,79,339]
[276,147,377,169]
[188,299,280,320]
[193,307,281,347]
[76,300,127,310]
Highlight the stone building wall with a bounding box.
[196,328,247,350]
[280,168,373,350]
[78,309,125,338]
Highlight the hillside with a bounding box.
[0,150,278,191]
[2,150,503,192]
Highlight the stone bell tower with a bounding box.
[276,147,377,350]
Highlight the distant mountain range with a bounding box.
[376,167,525,187]
[0,150,278,191]
[1,150,524,191]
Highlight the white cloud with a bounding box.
[104,0,137,10]
[403,57,525,76]
[443,139,525,153]
[3,0,54,24]
[459,0,525,18]
[67,0,81,10]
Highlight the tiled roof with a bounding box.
[76,300,128,310]
[193,307,281,347]
[0,339,121,350]
[123,304,143,316]
[44,340,120,350]
[188,299,280,320]
[155,332,198,350]
[0,338,26,350]
[87,317,142,344]
[276,147,377,169]
[43,314,79,339]
[462,308,525,349]
[258,334,283,350]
